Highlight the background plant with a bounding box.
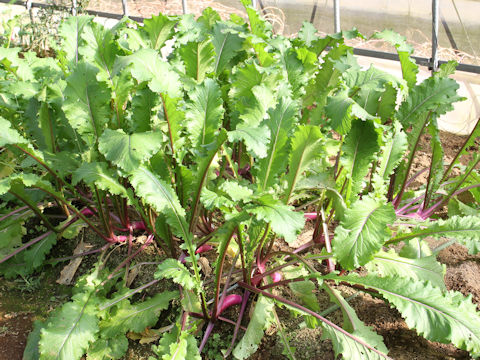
[1,1,480,359]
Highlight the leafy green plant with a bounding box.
[1,1,480,359]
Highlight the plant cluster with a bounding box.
[1,1,480,359]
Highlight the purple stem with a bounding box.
[423,182,480,218]
[48,243,111,263]
[224,290,251,358]
[395,194,426,215]
[0,230,53,264]
[198,321,215,353]
[238,282,392,359]
[393,168,429,208]
[0,206,30,222]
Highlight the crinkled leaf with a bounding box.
[98,129,162,172]
[143,13,178,50]
[211,22,244,74]
[392,216,480,254]
[285,125,324,202]
[130,167,188,240]
[62,62,111,145]
[72,162,128,197]
[99,291,178,337]
[179,40,215,82]
[154,259,196,290]
[0,116,28,146]
[397,76,464,127]
[366,250,445,289]
[341,120,381,203]
[326,87,377,134]
[326,273,480,357]
[372,30,418,89]
[333,196,396,269]
[249,195,305,244]
[233,295,274,360]
[185,78,224,149]
[116,49,182,98]
[87,336,128,360]
[57,16,92,68]
[256,96,299,190]
[39,294,99,360]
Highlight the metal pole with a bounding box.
[72,0,77,16]
[334,0,340,33]
[431,0,439,72]
[182,0,188,14]
[122,0,128,17]
[252,0,258,9]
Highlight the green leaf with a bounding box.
[341,120,381,203]
[185,78,224,149]
[377,83,398,122]
[325,287,389,356]
[220,181,253,202]
[23,232,57,269]
[130,88,160,132]
[298,22,318,47]
[57,16,93,68]
[62,62,112,145]
[0,116,28,146]
[326,87,376,134]
[233,295,274,360]
[211,22,244,74]
[285,125,324,202]
[98,129,162,172]
[372,30,418,89]
[153,326,201,360]
[100,291,178,337]
[377,121,407,180]
[72,162,128,197]
[87,336,128,360]
[366,250,446,289]
[23,320,46,360]
[332,196,396,269]
[423,117,444,208]
[256,96,299,190]
[39,293,99,360]
[397,76,464,127]
[392,216,480,254]
[179,40,215,82]
[116,49,182,98]
[0,214,25,261]
[327,273,480,357]
[249,194,305,244]
[143,13,178,50]
[154,259,196,290]
[130,166,189,240]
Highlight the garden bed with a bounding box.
[1,131,479,360]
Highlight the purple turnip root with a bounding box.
[217,294,242,315]
[270,271,282,282]
[304,212,317,220]
[195,244,213,254]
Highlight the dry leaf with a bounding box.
[56,242,92,285]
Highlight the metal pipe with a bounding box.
[251,0,258,9]
[334,0,340,32]
[121,0,128,17]
[72,0,77,16]
[182,0,188,14]
[431,0,439,72]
